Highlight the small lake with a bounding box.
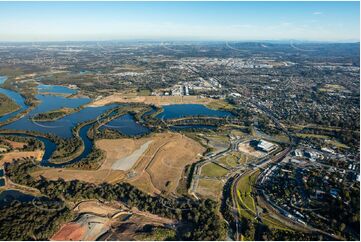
[37,84,77,95]
[100,113,150,137]
[170,124,218,131]
[156,104,233,120]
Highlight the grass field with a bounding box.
[137,89,152,96]
[0,93,19,117]
[200,162,228,177]
[218,152,252,168]
[295,133,329,139]
[272,133,290,143]
[218,154,239,168]
[235,170,291,233]
[196,178,224,201]
[319,84,346,92]
[236,170,260,220]
[206,99,235,110]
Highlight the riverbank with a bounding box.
[0,94,20,117]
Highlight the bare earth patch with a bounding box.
[51,223,85,241]
[31,168,126,184]
[51,214,110,241]
[88,94,213,107]
[0,150,44,166]
[30,132,204,194]
[127,132,205,195]
[0,139,26,149]
[238,142,266,158]
[74,200,125,217]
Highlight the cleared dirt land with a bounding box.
[51,213,110,241]
[88,94,213,107]
[0,150,44,166]
[238,141,266,158]
[0,139,26,149]
[52,199,175,241]
[128,132,205,195]
[31,132,205,195]
[74,200,126,217]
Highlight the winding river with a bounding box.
[0,75,233,169]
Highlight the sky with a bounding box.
[0,1,359,42]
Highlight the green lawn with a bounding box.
[295,133,329,139]
[236,170,260,215]
[206,99,235,110]
[201,162,228,177]
[197,178,224,201]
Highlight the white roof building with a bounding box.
[257,140,277,153]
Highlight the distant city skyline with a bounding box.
[0,1,359,42]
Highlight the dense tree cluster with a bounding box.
[0,200,73,240]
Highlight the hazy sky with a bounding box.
[0,1,359,42]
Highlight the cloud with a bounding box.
[312,11,323,15]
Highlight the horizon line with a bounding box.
[0,39,359,44]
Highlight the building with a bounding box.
[292,149,303,157]
[256,140,277,153]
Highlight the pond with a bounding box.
[156,104,233,119]
[99,113,150,137]
[37,84,77,95]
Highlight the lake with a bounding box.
[37,84,77,95]
[156,104,233,119]
[99,113,150,137]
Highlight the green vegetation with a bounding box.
[135,227,176,240]
[218,152,252,168]
[319,84,346,93]
[197,178,224,201]
[201,162,228,177]
[0,94,19,117]
[68,147,105,169]
[295,133,350,149]
[0,136,44,152]
[295,133,329,139]
[218,154,239,168]
[0,200,73,240]
[32,108,77,121]
[236,171,259,217]
[206,99,235,110]
[137,88,152,96]
[234,171,303,240]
